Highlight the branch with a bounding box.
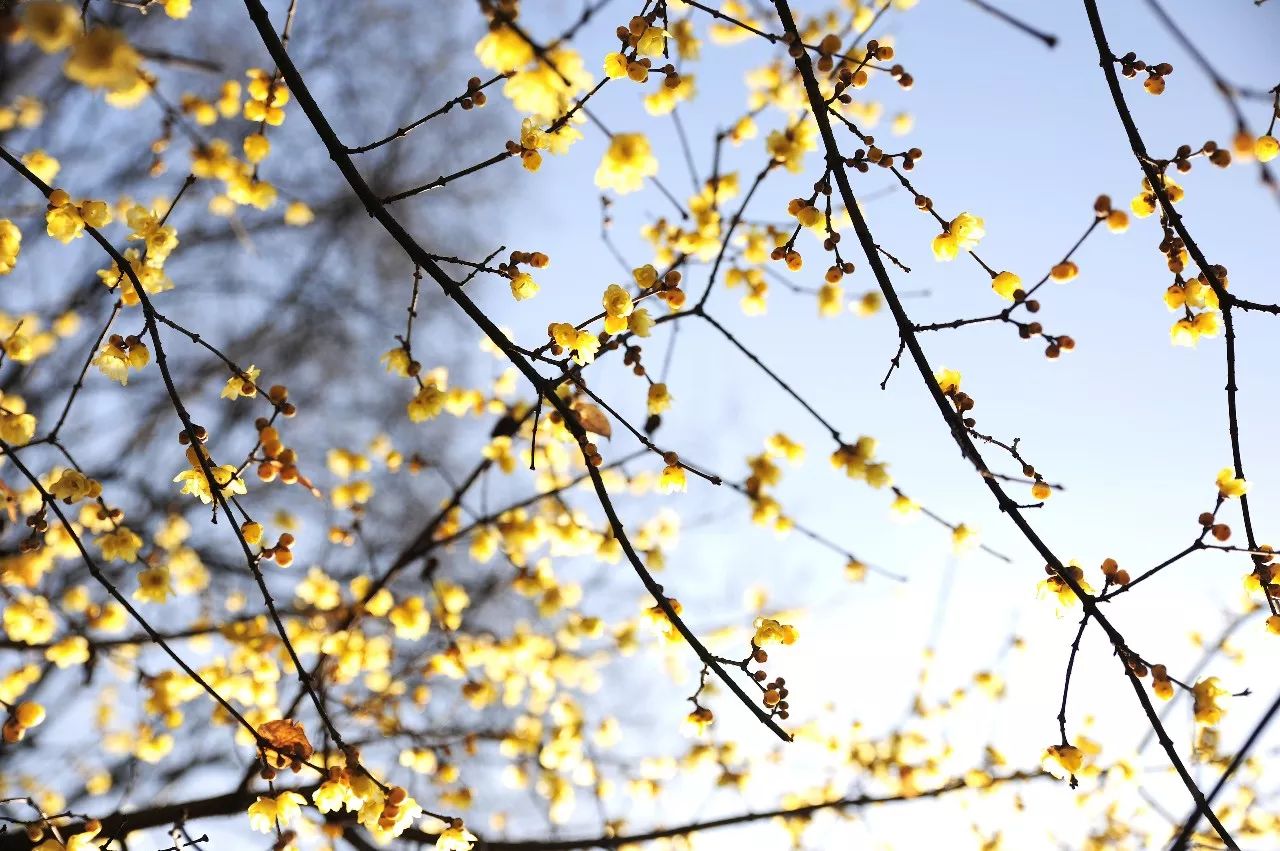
[402,770,1046,849]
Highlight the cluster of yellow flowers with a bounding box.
[93,335,150,385]
[642,174,739,265]
[510,117,580,172]
[0,93,44,133]
[20,2,151,101]
[243,67,289,125]
[753,617,798,647]
[45,188,112,243]
[766,120,819,173]
[830,435,891,488]
[1167,268,1226,347]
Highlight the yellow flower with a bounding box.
[934,367,961,394]
[1192,677,1226,725]
[173,464,247,504]
[21,150,60,184]
[671,18,701,59]
[865,462,892,489]
[125,205,178,264]
[1216,467,1248,499]
[93,337,147,384]
[247,790,306,832]
[380,347,411,377]
[853,291,882,317]
[952,212,985,243]
[243,133,271,164]
[891,492,919,517]
[46,189,85,243]
[389,596,431,640]
[1042,744,1083,779]
[602,283,634,317]
[657,464,686,493]
[436,822,479,851]
[682,706,714,736]
[818,281,842,316]
[408,382,446,422]
[313,773,359,813]
[510,271,539,301]
[766,121,817,172]
[4,596,57,645]
[1170,317,1197,347]
[46,635,89,668]
[65,26,142,93]
[595,133,658,194]
[952,523,978,555]
[830,435,879,479]
[931,231,958,262]
[1192,310,1220,339]
[135,565,171,604]
[79,199,111,229]
[647,383,672,415]
[21,1,80,53]
[220,364,260,400]
[1131,192,1156,217]
[475,26,533,72]
[1255,135,1279,163]
[163,0,192,19]
[504,48,590,117]
[50,469,98,503]
[4,332,32,363]
[0,220,20,275]
[636,26,668,57]
[603,52,628,79]
[284,200,314,226]
[628,307,654,337]
[98,527,143,563]
[1038,562,1091,607]
[753,617,798,646]
[547,323,600,365]
[991,271,1021,301]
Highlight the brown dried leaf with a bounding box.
[573,401,612,440]
[256,718,313,763]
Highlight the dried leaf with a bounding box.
[573,401,612,439]
[257,718,313,764]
